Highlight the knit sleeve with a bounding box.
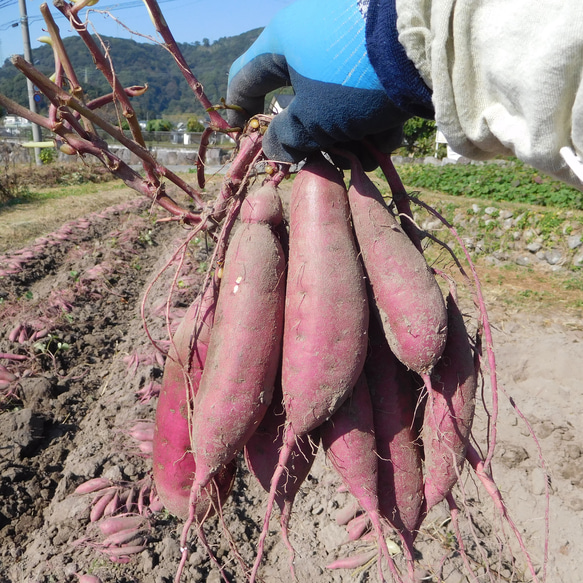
[364,0,434,119]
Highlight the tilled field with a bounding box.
[0,183,582,583]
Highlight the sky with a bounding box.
[0,0,295,65]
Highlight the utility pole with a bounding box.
[18,0,42,165]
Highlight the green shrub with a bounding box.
[187,117,205,132]
[0,143,29,204]
[396,118,438,157]
[40,148,55,165]
[146,119,174,132]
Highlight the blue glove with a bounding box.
[227,0,434,167]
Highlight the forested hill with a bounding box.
[0,29,262,119]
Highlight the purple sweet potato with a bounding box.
[239,182,283,226]
[422,294,477,512]
[320,374,379,517]
[250,155,369,582]
[320,373,400,581]
[190,219,286,492]
[244,385,318,521]
[282,155,369,436]
[244,383,319,572]
[365,316,424,543]
[347,158,447,374]
[152,281,238,520]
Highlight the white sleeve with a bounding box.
[395,0,583,190]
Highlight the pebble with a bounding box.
[524,228,537,240]
[499,209,514,219]
[545,249,563,265]
[499,444,529,467]
[206,570,221,583]
[484,206,498,215]
[567,234,582,249]
[565,444,582,460]
[423,219,442,231]
[526,242,542,253]
[311,504,324,516]
[530,467,548,496]
[515,256,531,266]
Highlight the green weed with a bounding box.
[395,161,583,210]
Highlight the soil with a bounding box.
[0,169,582,583]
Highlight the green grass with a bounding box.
[393,160,583,210]
[2,180,126,208]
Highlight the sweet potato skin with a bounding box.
[282,156,369,436]
[191,221,286,485]
[320,373,379,516]
[249,157,370,581]
[153,283,236,519]
[152,285,213,518]
[244,385,318,515]
[240,182,283,226]
[422,294,477,511]
[348,163,447,374]
[365,316,423,537]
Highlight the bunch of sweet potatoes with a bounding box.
[152,154,479,582]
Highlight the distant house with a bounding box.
[268,94,294,115]
[1,115,32,136]
[3,115,31,128]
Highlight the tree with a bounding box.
[146,119,173,132]
[399,117,437,157]
[187,118,205,132]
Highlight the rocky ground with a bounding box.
[0,167,582,583]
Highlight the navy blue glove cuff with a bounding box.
[365,0,434,119]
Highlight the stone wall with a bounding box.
[1,140,228,168]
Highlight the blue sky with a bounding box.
[1,0,294,65]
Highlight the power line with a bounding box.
[0,0,184,30]
[0,0,19,9]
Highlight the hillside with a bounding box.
[0,29,262,119]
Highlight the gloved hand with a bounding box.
[226,0,433,168]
